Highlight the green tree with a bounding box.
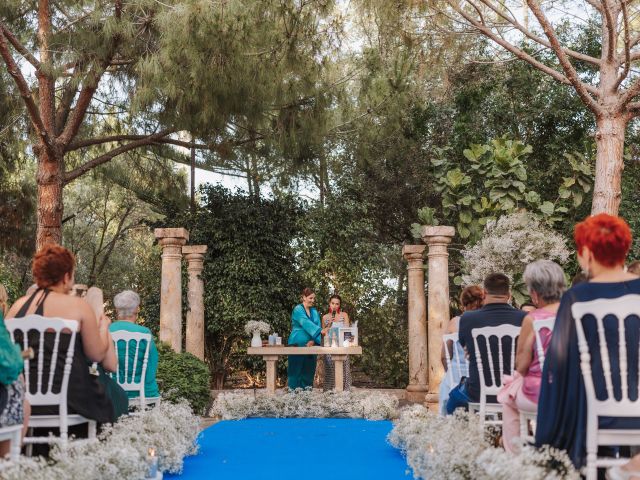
[0,0,343,248]
[163,185,303,388]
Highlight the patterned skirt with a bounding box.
[323,355,352,391]
[0,378,24,427]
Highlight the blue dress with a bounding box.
[287,304,321,390]
[439,340,468,415]
[535,278,640,468]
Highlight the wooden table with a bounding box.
[247,346,363,393]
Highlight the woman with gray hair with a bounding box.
[499,259,566,453]
[109,290,160,402]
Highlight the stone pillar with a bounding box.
[154,228,189,352]
[182,245,207,360]
[421,226,455,410]
[402,244,428,403]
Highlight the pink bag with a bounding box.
[497,371,524,404]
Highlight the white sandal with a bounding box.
[607,466,640,480]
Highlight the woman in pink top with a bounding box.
[499,259,566,453]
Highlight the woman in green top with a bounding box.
[0,284,30,458]
[287,288,330,390]
[109,290,160,400]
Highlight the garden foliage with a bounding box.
[157,342,211,415]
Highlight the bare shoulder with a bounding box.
[6,295,29,318]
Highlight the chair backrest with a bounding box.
[442,332,468,381]
[532,317,555,367]
[110,330,152,401]
[572,294,640,418]
[5,315,78,412]
[471,324,520,396]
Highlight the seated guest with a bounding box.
[439,285,484,415]
[322,294,352,391]
[446,273,526,415]
[536,214,640,474]
[5,245,126,426]
[0,284,30,458]
[520,302,536,313]
[287,288,326,390]
[109,290,160,400]
[499,260,565,453]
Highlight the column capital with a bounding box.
[402,244,426,261]
[421,226,455,245]
[182,245,208,258]
[154,227,189,246]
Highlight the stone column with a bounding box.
[402,244,428,403]
[154,228,189,352]
[182,245,207,360]
[421,226,455,410]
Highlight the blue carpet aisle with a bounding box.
[166,418,410,480]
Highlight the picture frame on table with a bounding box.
[338,327,358,347]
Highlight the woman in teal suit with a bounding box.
[287,288,327,389]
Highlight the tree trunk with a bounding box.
[591,115,627,215]
[35,148,64,249]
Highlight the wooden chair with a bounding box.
[0,424,22,461]
[572,294,640,480]
[519,316,556,443]
[110,330,160,411]
[6,315,96,451]
[468,324,520,428]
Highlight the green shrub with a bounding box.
[156,342,211,415]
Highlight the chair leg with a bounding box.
[10,429,21,461]
[88,421,97,439]
[585,450,597,480]
[25,427,33,457]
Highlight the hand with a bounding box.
[98,313,111,331]
[321,327,329,336]
[306,340,315,347]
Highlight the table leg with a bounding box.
[332,355,346,392]
[263,355,279,394]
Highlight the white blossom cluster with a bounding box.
[388,405,579,480]
[210,389,399,420]
[461,211,570,287]
[244,320,272,336]
[0,400,200,480]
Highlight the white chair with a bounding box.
[519,316,556,442]
[468,324,520,428]
[572,295,640,480]
[6,315,96,450]
[0,424,22,460]
[442,332,469,384]
[110,330,160,411]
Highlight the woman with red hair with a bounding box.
[6,245,125,427]
[535,214,640,477]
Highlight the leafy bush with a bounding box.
[156,342,211,415]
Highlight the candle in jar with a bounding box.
[147,447,158,478]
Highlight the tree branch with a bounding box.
[57,0,123,147]
[0,23,41,70]
[447,0,600,105]
[599,0,617,62]
[67,133,264,151]
[584,0,603,13]
[63,128,176,184]
[476,0,601,65]
[616,0,631,89]
[0,29,53,152]
[526,0,600,112]
[38,0,56,136]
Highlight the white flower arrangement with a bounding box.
[388,405,579,480]
[244,320,271,336]
[0,400,200,480]
[210,389,399,420]
[460,211,570,303]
